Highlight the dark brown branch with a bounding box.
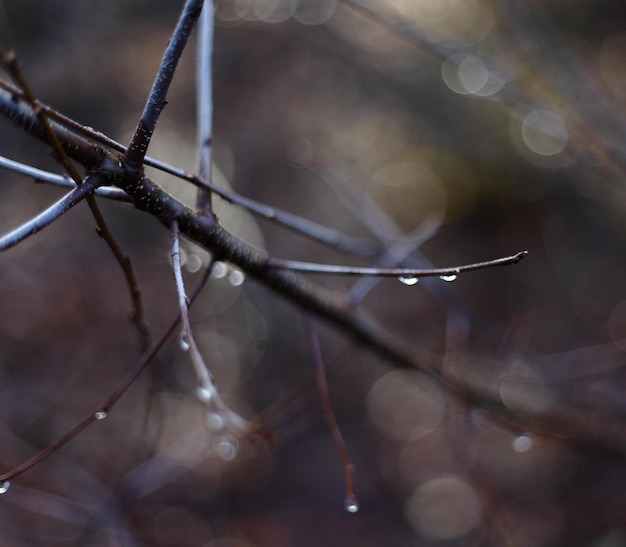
[2,80,626,457]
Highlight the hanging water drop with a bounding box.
[180,337,191,352]
[398,276,419,286]
[228,269,246,287]
[95,410,107,420]
[439,273,458,282]
[212,435,239,461]
[0,481,10,494]
[512,433,533,453]
[344,494,359,513]
[206,411,225,431]
[196,386,213,403]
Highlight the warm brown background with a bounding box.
[1,1,626,545]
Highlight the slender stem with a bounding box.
[170,220,251,435]
[0,53,150,349]
[0,82,376,256]
[266,251,528,278]
[125,0,204,174]
[0,154,130,201]
[196,0,215,214]
[0,268,212,483]
[305,315,357,510]
[0,173,105,251]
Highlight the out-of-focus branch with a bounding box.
[305,315,358,513]
[196,0,215,214]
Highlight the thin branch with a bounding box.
[0,173,105,251]
[4,81,626,455]
[305,315,358,513]
[124,0,203,174]
[0,81,377,256]
[170,220,251,435]
[0,154,131,201]
[0,268,213,484]
[265,250,528,279]
[196,0,215,214]
[0,53,150,349]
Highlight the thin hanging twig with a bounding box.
[170,220,251,436]
[0,267,213,485]
[305,315,358,512]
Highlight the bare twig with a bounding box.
[265,250,528,279]
[170,220,251,436]
[0,51,150,348]
[305,315,358,513]
[196,0,215,214]
[0,173,105,251]
[0,154,130,201]
[0,80,377,256]
[124,0,203,174]
[0,267,213,485]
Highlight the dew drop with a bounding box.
[95,411,107,420]
[0,480,10,494]
[439,274,458,282]
[180,337,191,352]
[344,494,359,513]
[398,276,419,286]
[212,435,239,461]
[196,386,213,403]
[228,269,246,287]
[206,411,225,431]
[211,261,228,279]
[513,433,534,453]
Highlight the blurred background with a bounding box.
[1,0,626,545]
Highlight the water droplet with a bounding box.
[94,411,107,420]
[211,261,228,279]
[185,253,203,273]
[212,435,238,460]
[206,411,225,431]
[398,276,419,286]
[513,433,533,453]
[439,274,458,282]
[180,337,190,352]
[196,386,213,402]
[0,480,10,494]
[228,269,245,287]
[344,495,359,513]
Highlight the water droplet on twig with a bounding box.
[439,274,458,282]
[212,435,238,460]
[512,433,533,452]
[180,337,191,352]
[0,481,10,494]
[228,269,245,287]
[398,276,419,286]
[344,495,359,513]
[95,411,107,420]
